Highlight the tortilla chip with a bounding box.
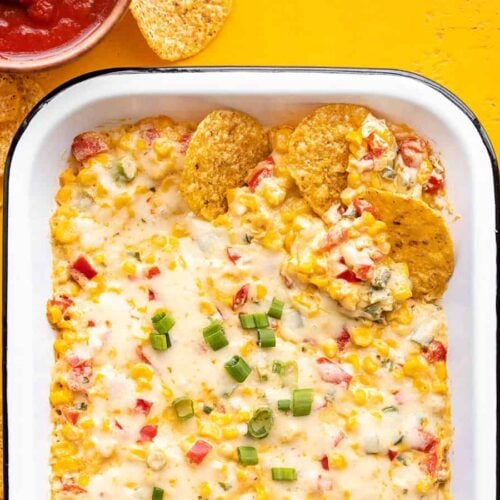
[0,74,44,176]
[363,188,454,301]
[180,109,270,220]
[287,104,370,216]
[131,0,232,61]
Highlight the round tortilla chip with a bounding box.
[131,0,232,61]
[287,104,370,216]
[180,110,270,220]
[362,188,454,301]
[0,74,21,123]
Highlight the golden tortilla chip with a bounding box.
[363,188,454,301]
[0,74,44,176]
[131,0,232,61]
[180,109,270,220]
[287,104,370,216]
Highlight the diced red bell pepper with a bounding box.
[354,264,373,281]
[320,455,329,471]
[148,289,156,301]
[282,274,294,289]
[247,157,274,191]
[336,269,361,283]
[388,449,398,461]
[50,295,73,312]
[141,127,160,145]
[71,132,108,162]
[414,429,438,453]
[136,345,152,365]
[420,450,438,476]
[179,133,193,154]
[424,340,447,363]
[69,256,97,285]
[146,266,161,279]
[62,484,87,494]
[424,173,444,195]
[186,440,212,464]
[138,424,157,442]
[336,328,350,351]
[62,409,80,425]
[398,136,429,168]
[232,284,250,311]
[316,358,352,387]
[135,398,153,415]
[353,198,378,218]
[319,228,348,252]
[226,247,241,264]
[87,320,95,327]
[67,358,93,393]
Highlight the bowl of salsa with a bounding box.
[0,0,130,71]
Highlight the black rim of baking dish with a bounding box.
[2,66,498,497]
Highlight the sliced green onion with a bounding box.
[172,397,194,421]
[203,321,229,351]
[115,161,137,183]
[268,298,285,319]
[282,360,298,387]
[257,328,276,348]
[253,312,269,328]
[150,333,167,351]
[272,360,285,375]
[247,407,274,439]
[202,405,213,415]
[152,486,164,500]
[224,355,251,383]
[239,313,256,329]
[271,467,297,481]
[152,312,175,334]
[292,388,313,416]
[237,446,259,465]
[277,399,291,411]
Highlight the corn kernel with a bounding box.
[330,453,347,469]
[255,284,267,300]
[392,283,412,302]
[172,223,190,238]
[199,482,212,497]
[199,301,216,315]
[344,353,360,370]
[60,168,76,185]
[56,185,73,204]
[122,260,137,276]
[52,457,82,476]
[47,304,62,325]
[53,219,79,244]
[261,231,283,250]
[351,325,375,347]
[50,388,72,406]
[416,477,434,494]
[347,171,362,189]
[129,447,147,460]
[435,361,447,381]
[77,167,97,186]
[235,410,251,423]
[367,220,386,237]
[352,388,367,406]
[79,418,94,430]
[52,441,78,457]
[153,137,174,158]
[152,234,167,247]
[373,339,389,357]
[61,423,83,441]
[236,468,249,481]
[255,484,269,500]
[114,193,131,209]
[119,133,135,151]
[198,421,222,442]
[77,474,90,487]
[403,355,428,378]
[432,381,447,394]
[369,172,382,188]
[345,415,358,431]
[54,339,70,355]
[320,338,338,359]
[362,356,378,374]
[130,363,154,381]
[222,427,239,440]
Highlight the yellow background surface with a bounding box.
[1,0,499,490]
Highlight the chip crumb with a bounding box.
[363,188,454,301]
[131,0,232,62]
[287,104,370,216]
[180,109,270,220]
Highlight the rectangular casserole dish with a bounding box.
[2,67,497,499]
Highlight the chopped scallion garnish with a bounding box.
[202,405,213,415]
[253,312,269,328]
[292,388,313,416]
[237,446,258,465]
[268,298,285,319]
[152,486,164,500]
[172,397,194,421]
[202,321,229,351]
[247,407,274,439]
[152,312,175,334]
[150,333,167,351]
[257,328,276,348]
[277,399,291,411]
[224,355,251,383]
[239,313,256,329]
[272,360,285,375]
[271,467,297,481]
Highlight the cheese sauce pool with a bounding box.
[48,115,452,499]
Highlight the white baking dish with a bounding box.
[3,68,497,499]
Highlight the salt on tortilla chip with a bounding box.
[0,74,44,176]
[131,0,232,61]
[180,109,270,220]
[362,188,454,301]
[287,104,370,216]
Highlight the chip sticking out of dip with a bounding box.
[362,188,454,301]
[180,109,270,220]
[287,104,370,216]
[130,0,232,61]
[0,73,43,176]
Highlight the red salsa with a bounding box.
[0,0,116,54]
